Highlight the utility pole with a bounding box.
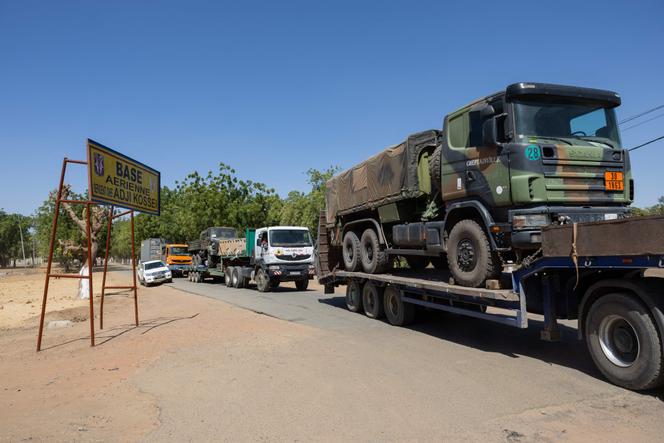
[17,216,27,268]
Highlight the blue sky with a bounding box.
[1,0,663,215]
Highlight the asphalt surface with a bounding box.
[143,276,664,441]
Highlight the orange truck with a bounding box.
[140,238,192,277]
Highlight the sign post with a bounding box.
[37,139,160,351]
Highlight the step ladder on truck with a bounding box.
[315,211,664,391]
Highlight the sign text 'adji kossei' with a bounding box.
[87,139,160,215]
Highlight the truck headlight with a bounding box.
[512,214,549,229]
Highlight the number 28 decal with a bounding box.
[525,145,541,161]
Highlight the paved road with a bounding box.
[141,276,664,441]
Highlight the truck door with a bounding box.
[255,229,268,263]
[441,103,511,207]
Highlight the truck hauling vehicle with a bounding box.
[140,238,192,276]
[324,82,632,288]
[187,226,315,292]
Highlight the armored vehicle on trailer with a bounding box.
[324,82,632,287]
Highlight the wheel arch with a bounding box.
[578,278,664,345]
[443,201,498,250]
[342,218,387,246]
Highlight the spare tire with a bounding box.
[429,145,442,192]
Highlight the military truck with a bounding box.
[324,82,632,288]
[188,226,315,292]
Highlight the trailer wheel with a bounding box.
[295,279,309,291]
[342,231,361,272]
[383,285,415,326]
[447,219,499,288]
[360,229,389,274]
[196,272,203,283]
[585,293,664,390]
[345,280,363,313]
[362,282,384,319]
[256,269,271,292]
[224,268,232,286]
[405,256,429,270]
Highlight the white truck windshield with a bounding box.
[269,230,312,247]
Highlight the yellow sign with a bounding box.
[87,139,160,215]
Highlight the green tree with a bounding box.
[279,166,339,236]
[631,196,664,217]
[0,210,32,268]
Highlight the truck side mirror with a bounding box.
[482,117,499,147]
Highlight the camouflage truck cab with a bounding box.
[325,82,632,288]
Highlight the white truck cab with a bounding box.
[253,226,315,290]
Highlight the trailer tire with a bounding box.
[256,269,271,292]
[342,231,361,272]
[447,219,499,288]
[295,279,309,291]
[585,292,664,390]
[345,280,363,313]
[362,282,384,319]
[405,256,429,270]
[384,285,415,326]
[360,228,389,274]
[224,268,232,286]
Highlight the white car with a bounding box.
[138,260,172,286]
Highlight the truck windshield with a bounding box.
[169,246,189,255]
[514,100,621,148]
[210,228,237,239]
[269,230,312,247]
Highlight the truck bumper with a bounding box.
[267,263,315,281]
[168,264,191,272]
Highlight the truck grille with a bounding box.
[275,254,311,261]
[542,159,626,203]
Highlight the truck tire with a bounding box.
[232,267,244,288]
[360,228,389,274]
[345,280,363,313]
[362,282,384,319]
[343,231,361,272]
[429,145,442,191]
[256,268,271,292]
[585,293,664,390]
[447,219,499,288]
[383,285,415,326]
[224,268,232,286]
[295,279,309,291]
[405,256,429,270]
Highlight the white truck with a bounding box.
[187,226,315,292]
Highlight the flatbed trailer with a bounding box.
[316,214,664,391]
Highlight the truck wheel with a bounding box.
[405,256,429,270]
[232,268,244,288]
[256,269,271,292]
[224,268,232,286]
[360,229,389,274]
[585,293,664,390]
[342,231,361,272]
[429,145,442,191]
[447,219,499,288]
[345,280,363,313]
[295,279,309,291]
[383,285,415,326]
[362,282,384,319]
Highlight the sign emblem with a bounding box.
[525,144,541,161]
[94,153,105,176]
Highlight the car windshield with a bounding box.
[169,246,189,255]
[514,99,621,148]
[210,227,237,239]
[144,261,166,270]
[269,230,312,247]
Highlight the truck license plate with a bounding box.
[289,271,300,275]
[604,171,624,191]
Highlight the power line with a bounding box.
[629,135,664,152]
[622,112,664,132]
[619,104,664,125]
